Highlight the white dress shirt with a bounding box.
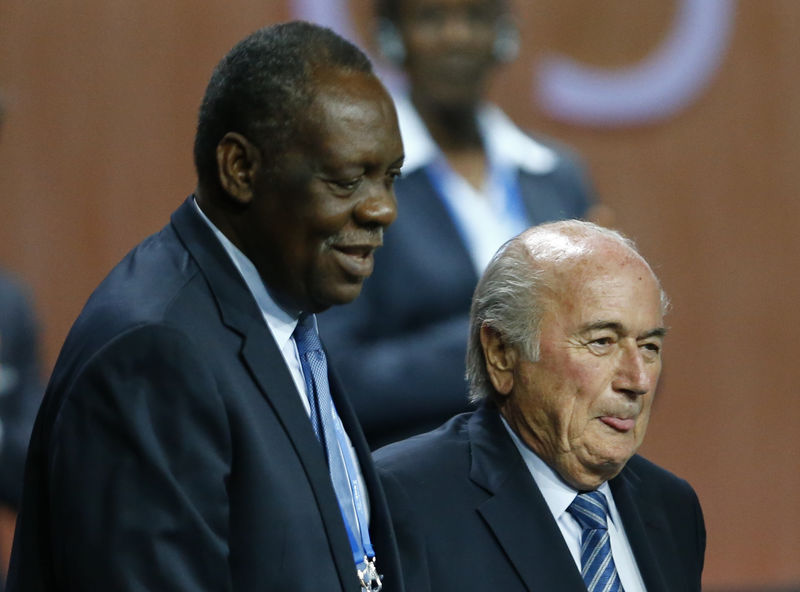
[501,418,647,591]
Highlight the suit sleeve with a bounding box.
[690,484,707,589]
[376,466,431,592]
[48,324,233,591]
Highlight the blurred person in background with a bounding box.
[0,96,44,590]
[320,0,603,449]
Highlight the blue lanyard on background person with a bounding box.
[331,409,381,590]
[497,161,528,232]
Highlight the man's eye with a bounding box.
[640,342,662,356]
[386,170,402,187]
[331,178,362,192]
[586,337,615,353]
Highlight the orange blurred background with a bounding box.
[0,1,797,590]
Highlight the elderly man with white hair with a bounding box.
[375,220,705,592]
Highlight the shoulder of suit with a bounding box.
[623,454,699,499]
[374,412,472,472]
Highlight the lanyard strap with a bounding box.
[331,411,375,564]
[331,414,383,591]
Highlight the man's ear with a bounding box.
[480,324,517,397]
[216,132,260,206]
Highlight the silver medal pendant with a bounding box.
[358,556,382,592]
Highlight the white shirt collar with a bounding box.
[500,415,617,526]
[393,94,558,176]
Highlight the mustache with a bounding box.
[324,228,384,248]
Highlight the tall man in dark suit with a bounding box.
[8,22,405,592]
[375,220,706,591]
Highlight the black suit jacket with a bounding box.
[320,151,594,448]
[374,404,705,592]
[8,198,403,591]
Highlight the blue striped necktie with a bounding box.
[567,490,624,592]
[292,315,361,551]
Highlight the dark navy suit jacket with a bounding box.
[375,404,706,592]
[320,152,594,448]
[7,198,403,591]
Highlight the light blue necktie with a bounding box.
[567,490,624,592]
[292,314,360,548]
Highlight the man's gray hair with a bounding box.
[466,220,668,403]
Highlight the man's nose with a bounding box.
[613,343,653,397]
[354,183,398,228]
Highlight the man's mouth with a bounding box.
[331,244,378,278]
[599,416,636,433]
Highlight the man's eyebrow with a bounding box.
[580,321,668,339]
[642,327,668,339]
[580,321,624,333]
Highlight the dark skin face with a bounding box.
[395,0,505,111]
[199,69,404,314]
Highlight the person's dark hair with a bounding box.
[194,21,373,193]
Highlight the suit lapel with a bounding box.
[170,198,357,590]
[611,463,673,592]
[469,406,587,592]
[238,331,359,589]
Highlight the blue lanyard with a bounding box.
[331,412,375,567]
[497,162,528,233]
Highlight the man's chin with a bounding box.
[558,453,631,491]
[310,282,366,312]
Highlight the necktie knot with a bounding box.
[568,490,610,531]
[293,313,323,356]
